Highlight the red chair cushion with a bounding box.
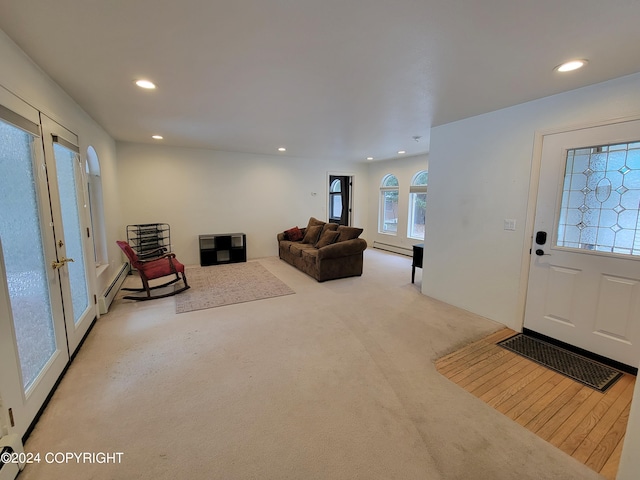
[140,256,185,280]
[116,240,141,268]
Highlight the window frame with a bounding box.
[407,170,428,240]
[379,174,400,235]
[85,146,108,270]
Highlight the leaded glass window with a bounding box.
[557,141,640,255]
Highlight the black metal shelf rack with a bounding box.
[127,223,171,260]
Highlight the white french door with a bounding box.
[41,114,95,353]
[0,92,96,439]
[524,118,640,367]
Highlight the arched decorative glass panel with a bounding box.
[382,175,399,188]
[329,178,342,222]
[379,174,399,234]
[408,170,428,239]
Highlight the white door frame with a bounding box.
[516,114,640,334]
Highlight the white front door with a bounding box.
[524,118,640,367]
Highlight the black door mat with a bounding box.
[497,334,623,392]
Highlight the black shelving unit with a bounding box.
[127,223,171,260]
[199,233,246,266]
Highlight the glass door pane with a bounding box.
[53,142,89,324]
[0,120,56,390]
[556,141,640,255]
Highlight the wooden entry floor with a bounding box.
[435,328,636,480]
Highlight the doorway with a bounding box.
[0,95,96,439]
[328,175,352,225]
[524,118,640,368]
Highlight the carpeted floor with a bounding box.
[175,261,295,313]
[17,251,604,480]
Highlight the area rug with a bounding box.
[497,334,622,392]
[175,262,295,313]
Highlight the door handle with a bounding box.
[535,249,550,257]
[51,257,75,270]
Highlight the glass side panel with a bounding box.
[53,143,89,324]
[557,141,640,255]
[331,194,343,219]
[0,120,56,390]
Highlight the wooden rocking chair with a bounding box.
[116,240,190,300]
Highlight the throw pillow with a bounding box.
[306,217,326,230]
[336,225,363,242]
[283,226,303,241]
[315,230,340,248]
[321,222,339,234]
[302,225,323,244]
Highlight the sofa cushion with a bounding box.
[279,240,298,252]
[283,226,303,241]
[302,225,323,244]
[306,217,326,230]
[315,229,340,248]
[301,248,318,265]
[336,225,364,242]
[290,242,317,257]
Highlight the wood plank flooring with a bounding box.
[435,328,635,480]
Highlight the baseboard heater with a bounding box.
[372,241,413,257]
[98,262,129,314]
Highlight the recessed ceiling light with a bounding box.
[555,59,588,73]
[366,157,374,161]
[398,150,406,155]
[278,147,286,152]
[135,79,156,89]
[152,135,163,140]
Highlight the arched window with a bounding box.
[379,174,399,234]
[408,170,428,239]
[329,178,342,222]
[85,146,108,269]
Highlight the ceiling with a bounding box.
[1,0,640,162]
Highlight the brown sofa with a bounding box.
[277,218,367,282]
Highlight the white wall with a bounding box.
[423,72,640,330]
[0,29,122,295]
[366,154,429,253]
[424,75,640,480]
[116,142,370,265]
